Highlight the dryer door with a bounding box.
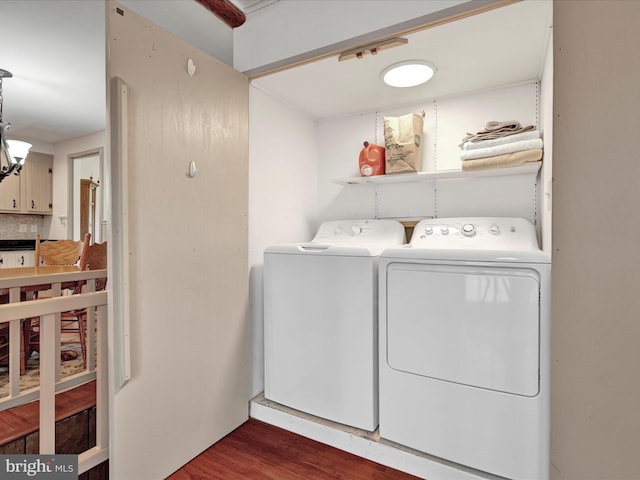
[386,263,540,397]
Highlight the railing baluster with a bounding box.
[39,312,56,454]
[86,278,96,372]
[8,320,20,397]
[96,304,108,448]
[78,302,109,472]
[51,282,62,383]
[7,286,21,399]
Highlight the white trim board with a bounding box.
[250,395,499,480]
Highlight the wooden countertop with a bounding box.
[0,266,81,293]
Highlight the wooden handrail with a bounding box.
[0,268,107,290]
[195,0,246,28]
[0,290,107,319]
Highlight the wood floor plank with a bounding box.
[167,419,421,480]
[0,380,96,446]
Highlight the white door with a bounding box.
[107,2,249,478]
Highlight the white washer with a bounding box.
[264,219,405,431]
[379,217,550,479]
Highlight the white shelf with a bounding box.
[332,162,542,186]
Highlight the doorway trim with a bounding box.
[68,147,104,241]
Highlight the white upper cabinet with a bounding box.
[0,171,21,212]
[24,153,53,214]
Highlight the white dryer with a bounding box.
[264,219,405,431]
[379,217,550,479]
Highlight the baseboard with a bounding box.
[250,394,496,480]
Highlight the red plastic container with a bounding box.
[358,141,385,176]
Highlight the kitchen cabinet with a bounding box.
[24,153,53,214]
[0,149,21,211]
[0,251,10,268]
[0,152,53,215]
[0,250,34,268]
[0,171,21,211]
[79,178,99,242]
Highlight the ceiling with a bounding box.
[0,0,551,150]
[253,0,553,119]
[0,1,106,149]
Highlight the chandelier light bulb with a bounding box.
[7,140,32,164]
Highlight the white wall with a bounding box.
[119,0,234,66]
[316,82,543,224]
[50,131,106,240]
[234,0,471,74]
[317,113,378,221]
[248,85,318,396]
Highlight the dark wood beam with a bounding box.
[195,0,246,28]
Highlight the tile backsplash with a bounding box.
[0,214,45,239]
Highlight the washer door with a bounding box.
[386,263,540,397]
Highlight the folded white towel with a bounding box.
[460,138,543,161]
[461,149,543,171]
[462,130,541,151]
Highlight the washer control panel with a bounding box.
[410,217,540,251]
[312,219,405,246]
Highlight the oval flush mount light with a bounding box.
[382,60,436,88]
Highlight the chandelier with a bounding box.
[0,69,31,183]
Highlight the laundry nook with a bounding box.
[250,1,555,478]
[3,0,637,478]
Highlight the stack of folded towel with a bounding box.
[459,120,543,171]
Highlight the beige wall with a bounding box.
[552,2,640,478]
[108,2,249,478]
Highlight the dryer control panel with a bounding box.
[410,217,540,252]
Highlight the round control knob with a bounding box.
[440,226,449,235]
[351,225,363,236]
[489,224,500,235]
[462,223,476,237]
[425,226,433,235]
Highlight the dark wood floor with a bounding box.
[0,380,96,446]
[168,418,422,480]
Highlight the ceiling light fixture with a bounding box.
[382,60,436,88]
[0,69,31,183]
